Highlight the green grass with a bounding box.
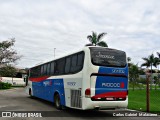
[128,89,160,114]
[129,83,145,90]
[129,82,160,90]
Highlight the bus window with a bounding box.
[30,66,40,77]
[47,63,51,75]
[70,54,77,73]
[56,58,65,75]
[76,52,84,72]
[77,52,84,66]
[43,64,47,76]
[90,47,126,67]
[65,57,71,74]
[50,62,55,75]
[41,65,44,76]
[70,52,84,73]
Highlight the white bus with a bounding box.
[25,46,128,110]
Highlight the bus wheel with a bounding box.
[54,93,62,110]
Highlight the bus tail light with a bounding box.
[85,88,91,98]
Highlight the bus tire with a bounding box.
[54,93,62,110]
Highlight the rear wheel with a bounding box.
[54,93,62,110]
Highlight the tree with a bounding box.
[0,65,17,77]
[127,57,132,67]
[129,64,139,91]
[139,69,145,75]
[156,52,160,68]
[141,54,159,74]
[141,54,159,90]
[0,38,21,65]
[0,38,21,77]
[127,57,131,62]
[86,31,108,47]
[157,52,160,58]
[153,76,159,90]
[156,52,160,88]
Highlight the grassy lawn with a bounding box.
[128,89,160,114]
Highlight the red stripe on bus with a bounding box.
[29,76,49,82]
[91,91,127,98]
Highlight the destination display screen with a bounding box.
[90,47,127,67]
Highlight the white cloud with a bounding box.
[0,0,160,68]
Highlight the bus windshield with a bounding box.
[90,47,126,67]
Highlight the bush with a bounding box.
[0,82,12,89]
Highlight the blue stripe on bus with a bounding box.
[98,66,128,75]
[95,66,128,95]
[32,78,66,106]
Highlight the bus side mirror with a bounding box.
[24,75,29,86]
[24,75,27,82]
[23,75,28,83]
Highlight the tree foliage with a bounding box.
[129,64,139,91]
[0,82,12,89]
[0,38,21,65]
[141,54,158,68]
[157,52,160,58]
[141,54,160,77]
[86,31,108,47]
[127,57,131,62]
[141,53,160,90]
[127,57,133,67]
[0,65,17,77]
[0,38,21,77]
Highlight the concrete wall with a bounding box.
[139,73,160,79]
[1,77,25,86]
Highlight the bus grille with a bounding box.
[71,89,82,108]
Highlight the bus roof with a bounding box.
[29,46,125,68]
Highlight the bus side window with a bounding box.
[30,66,40,78]
[37,66,41,77]
[50,62,55,75]
[30,69,33,77]
[76,52,84,71]
[70,54,77,73]
[43,64,47,76]
[47,63,51,75]
[41,65,44,76]
[77,52,84,66]
[56,58,65,75]
[65,57,71,74]
[54,61,59,75]
[70,52,84,73]
[30,67,35,77]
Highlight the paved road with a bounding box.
[0,88,159,120]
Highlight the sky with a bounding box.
[0,0,160,68]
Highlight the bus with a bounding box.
[24,46,128,110]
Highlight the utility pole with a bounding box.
[146,71,150,112]
[54,48,56,58]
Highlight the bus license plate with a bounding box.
[106,98,114,100]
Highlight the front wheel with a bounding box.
[54,94,62,110]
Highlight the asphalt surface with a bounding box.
[0,88,159,120]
